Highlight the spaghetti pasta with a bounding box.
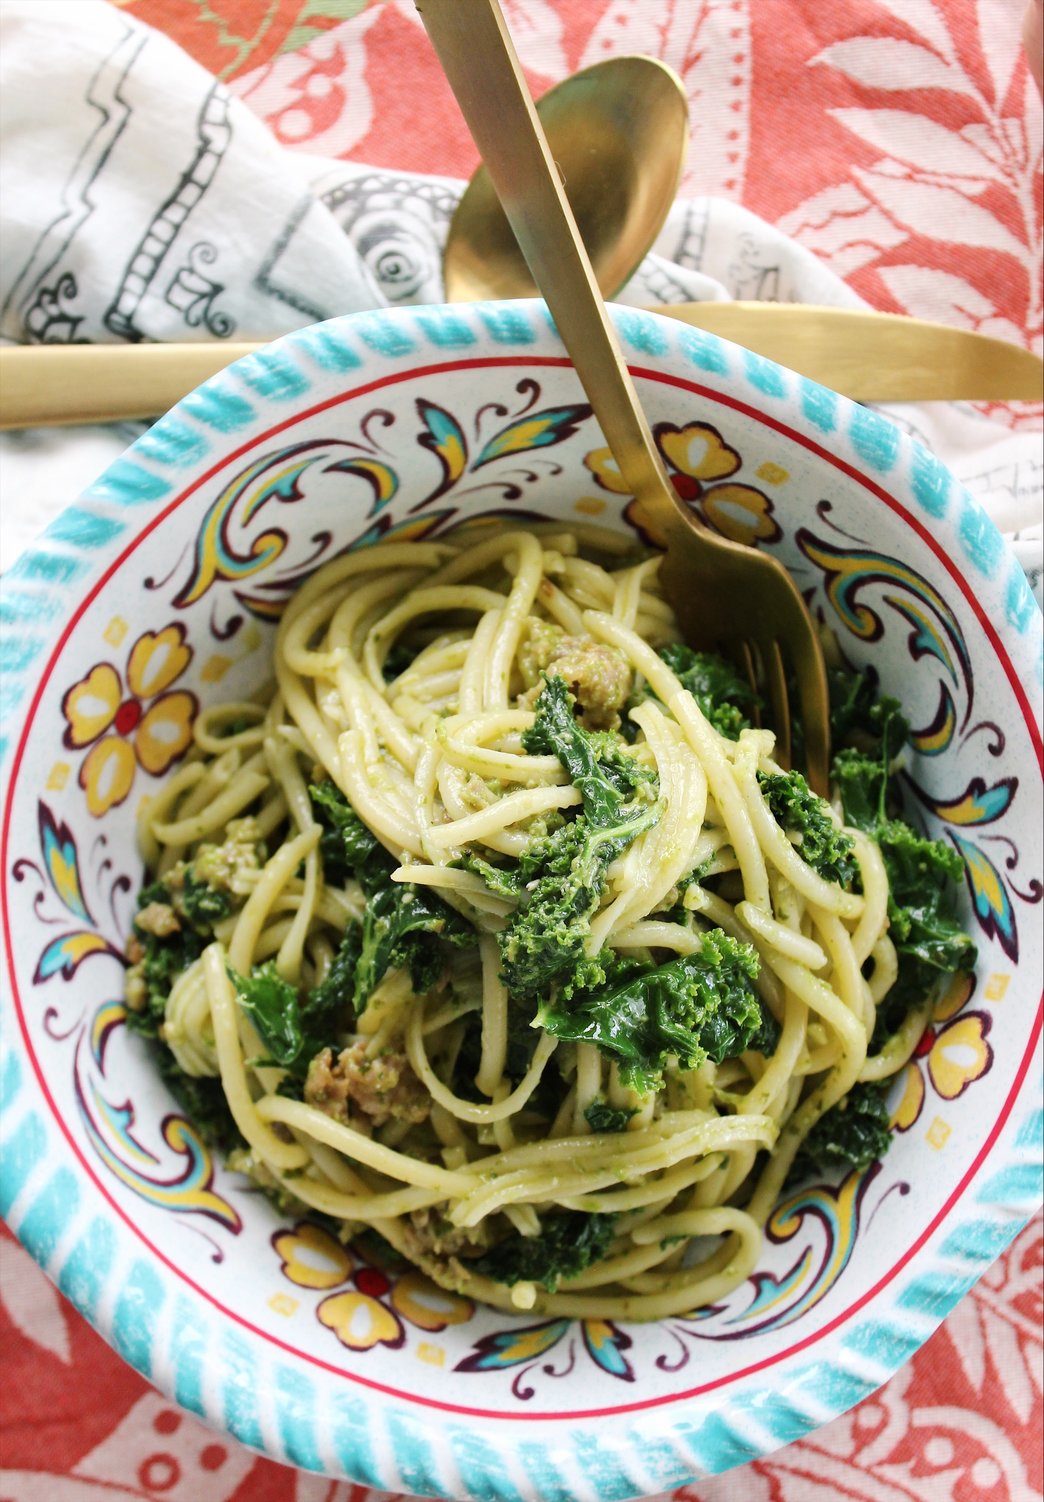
[125,524,974,1320]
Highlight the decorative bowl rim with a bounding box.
[1,300,1041,1501]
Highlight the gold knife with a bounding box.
[1,303,1040,429]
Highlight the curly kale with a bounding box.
[827,670,976,1043]
[308,923,363,1020]
[308,780,474,1012]
[498,806,660,1003]
[627,642,759,740]
[232,928,372,1081]
[759,769,860,887]
[829,666,910,755]
[873,821,977,1040]
[126,870,232,1039]
[309,779,380,885]
[536,929,765,1094]
[455,850,524,901]
[179,871,233,927]
[795,1082,893,1178]
[470,1211,615,1292]
[746,1002,782,1058]
[232,961,310,1075]
[521,672,657,826]
[356,878,473,1002]
[584,1097,637,1133]
[487,675,661,1002]
[831,747,887,835]
[129,923,206,1039]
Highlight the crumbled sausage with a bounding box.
[518,627,633,730]
[305,1041,430,1127]
[548,637,632,728]
[134,901,181,937]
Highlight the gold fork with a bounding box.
[416,0,830,793]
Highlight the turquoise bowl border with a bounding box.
[1,302,1041,1500]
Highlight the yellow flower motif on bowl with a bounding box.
[274,1220,474,1354]
[894,1008,993,1134]
[61,625,197,815]
[926,1014,992,1100]
[319,1289,405,1351]
[273,1222,352,1290]
[584,420,781,547]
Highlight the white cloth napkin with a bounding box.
[1,0,1041,603]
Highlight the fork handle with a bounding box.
[415,0,688,553]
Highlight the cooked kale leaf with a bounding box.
[127,875,228,1039]
[584,1097,637,1133]
[309,779,474,1010]
[656,642,759,739]
[156,1050,243,1152]
[873,821,977,1040]
[309,780,380,885]
[796,1081,893,1177]
[536,929,764,1094]
[180,870,233,926]
[307,922,363,1028]
[470,1211,615,1291]
[759,769,859,887]
[827,680,976,1043]
[498,805,659,1003]
[491,676,662,1003]
[828,666,909,754]
[233,961,309,1075]
[627,643,758,740]
[831,747,887,835]
[455,850,524,900]
[128,924,206,1039]
[522,672,657,828]
[746,1001,782,1057]
[355,878,472,1005]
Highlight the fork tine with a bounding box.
[762,638,791,770]
[791,633,830,797]
[735,639,759,723]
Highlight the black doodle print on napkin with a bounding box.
[104,82,233,341]
[164,241,235,338]
[320,173,457,303]
[253,195,335,322]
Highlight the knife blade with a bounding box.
[0,303,1040,429]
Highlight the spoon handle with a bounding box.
[415,0,684,551]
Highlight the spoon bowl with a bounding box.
[443,54,688,301]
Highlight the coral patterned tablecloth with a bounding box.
[1,1,1041,1500]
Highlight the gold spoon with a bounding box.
[416,0,830,790]
[443,54,689,302]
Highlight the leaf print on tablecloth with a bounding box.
[282,0,370,59]
[853,169,1028,257]
[813,38,973,94]
[832,108,1007,182]
[872,0,959,58]
[878,266,998,327]
[784,0,1043,351]
[976,0,1026,109]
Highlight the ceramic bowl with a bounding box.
[1,303,1041,1502]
